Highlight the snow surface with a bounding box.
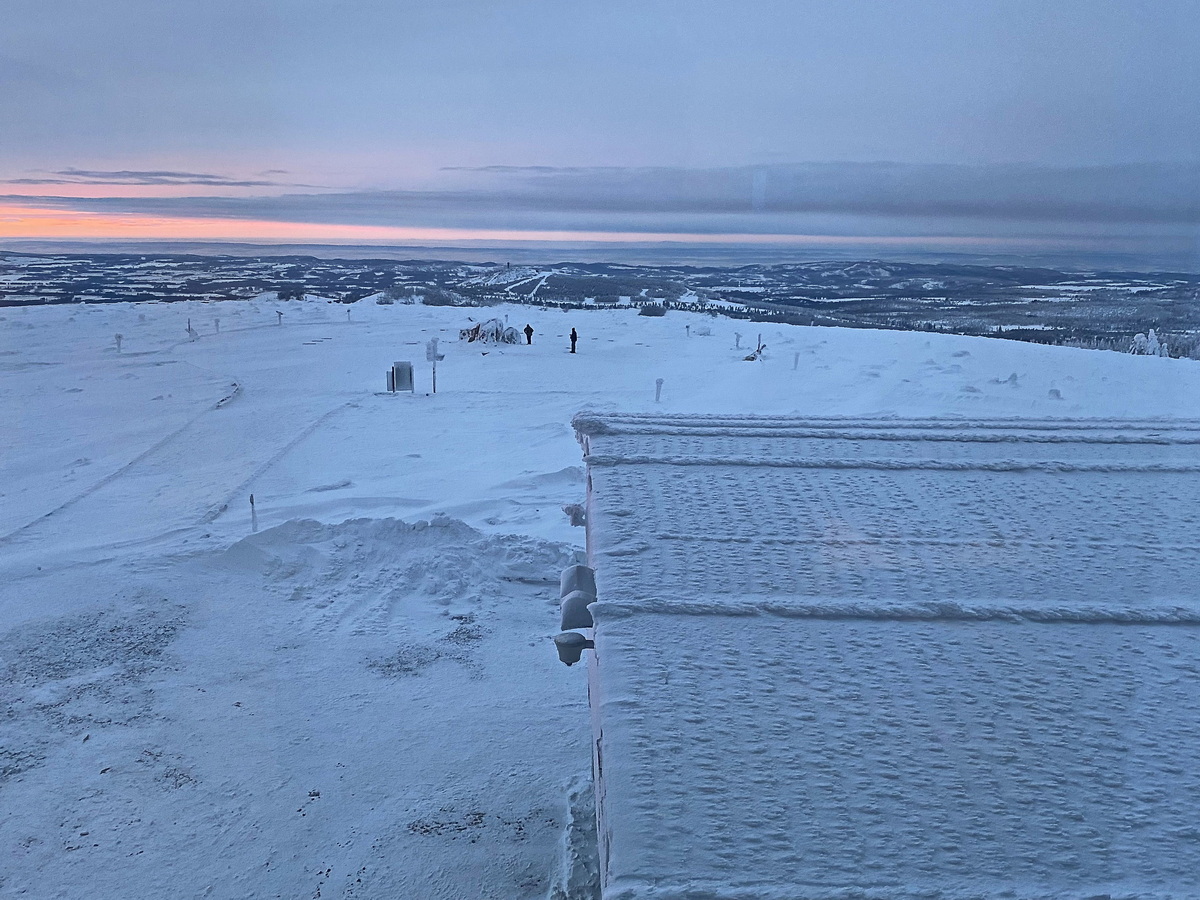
[578,415,1200,899]
[2,296,1200,898]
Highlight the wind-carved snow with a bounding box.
[576,414,1200,900]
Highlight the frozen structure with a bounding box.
[459,318,521,344]
[572,413,1200,900]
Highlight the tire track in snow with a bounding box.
[2,387,357,559]
[0,402,224,546]
[200,401,358,524]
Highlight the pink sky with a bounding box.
[0,202,1046,250]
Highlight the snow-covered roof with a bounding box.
[575,413,1200,900]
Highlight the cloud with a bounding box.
[5,162,1197,227]
[438,162,1200,226]
[3,168,292,187]
[3,161,1197,264]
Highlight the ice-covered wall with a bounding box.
[576,414,1200,900]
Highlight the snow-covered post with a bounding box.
[250,494,257,533]
[655,378,664,402]
[734,332,741,349]
[186,319,198,341]
[276,310,283,325]
[347,308,352,323]
[114,333,123,353]
[793,351,800,370]
[426,337,441,393]
[685,324,691,337]
[214,317,220,334]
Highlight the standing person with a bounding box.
[570,328,578,353]
[524,323,534,345]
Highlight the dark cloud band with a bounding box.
[5,162,1198,228]
[4,168,290,187]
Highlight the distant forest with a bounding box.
[4,252,1200,358]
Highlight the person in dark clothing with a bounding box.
[524,324,534,345]
[570,328,578,353]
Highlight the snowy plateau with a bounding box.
[2,295,1200,899]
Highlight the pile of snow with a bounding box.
[0,514,589,898]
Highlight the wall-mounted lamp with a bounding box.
[554,632,595,667]
[556,564,597,665]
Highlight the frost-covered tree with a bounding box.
[459,318,520,343]
[1130,329,1170,357]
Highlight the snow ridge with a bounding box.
[591,597,1200,624]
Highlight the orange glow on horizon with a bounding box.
[0,202,1041,249]
[0,183,302,200]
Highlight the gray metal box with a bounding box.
[392,361,414,392]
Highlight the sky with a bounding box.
[1,0,1198,266]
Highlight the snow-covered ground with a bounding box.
[2,296,1199,898]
